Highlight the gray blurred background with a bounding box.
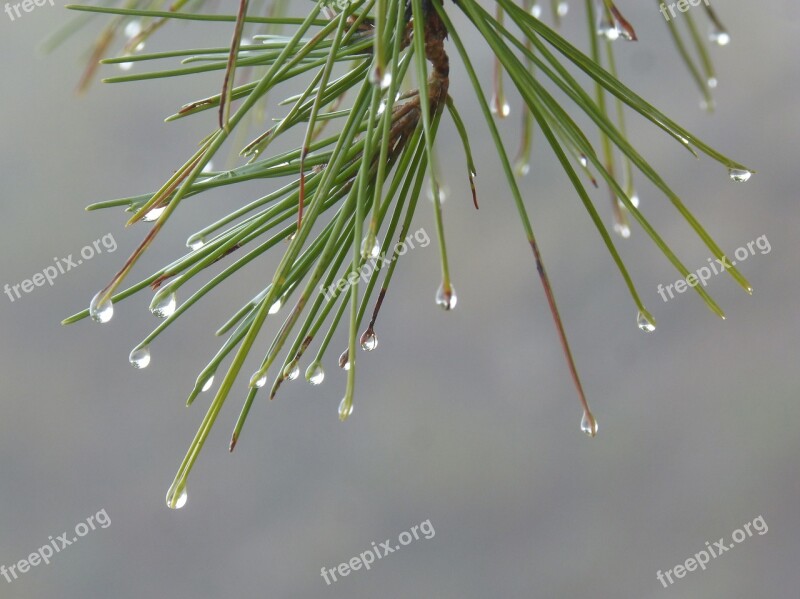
[1,2,798,597]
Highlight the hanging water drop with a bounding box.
[360,329,378,352]
[150,291,177,319]
[338,397,354,420]
[490,94,511,118]
[361,235,381,259]
[630,193,640,209]
[435,283,458,310]
[118,60,133,71]
[284,364,300,381]
[700,98,716,112]
[143,206,165,222]
[269,298,282,315]
[707,77,718,89]
[597,19,620,41]
[200,373,215,393]
[123,20,145,51]
[530,2,542,18]
[556,1,569,17]
[201,161,214,174]
[339,349,351,371]
[370,67,392,90]
[613,222,631,239]
[306,363,325,385]
[248,369,266,388]
[728,168,752,183]
[427,183,448,203]
[124,20,142,39]
[89,291,114,324]
[637,311,656,333]
[129,345,151,369]
[252,372,267,389]
[579,154,588,168]
[709,27,731,46]
[165,483,188,510]
[580,411,598,437]
[186,233,205,251]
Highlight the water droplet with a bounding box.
[150,291,177,319]
[579,154,588,168]
[637,311,656,333]
[530,3,542,18]
[124,20,142,39]
[597,19,620,41]
[118,60,133,71]
[360,329,378,351]
[427,184,448,203]
[269,298,282,314]
[515,161,530,177]
[490,95,511,118]
[360,235,381,259]
[700,98,716,112]
[370,67,392,89]
[186,233,205,251]
[143,206,165,222]
[707,77,718,89]
[129,346,151,369]
[339,349,351,370]
[284,364,300,381]
[613,222,631,239]
[728,168,752,183]
[709,27,731,46]
[165,483,188,510]
[306,363,325,385]
[201,161,214,174]
[200,373,215,393]
[89,291,114,324]
[557,1,569,17]
[630,193,640,208]
[580,411,598,437]
[377,99,387,116]
[252,370,268,388]
[435,283,458,310]
[338,397,354,420]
